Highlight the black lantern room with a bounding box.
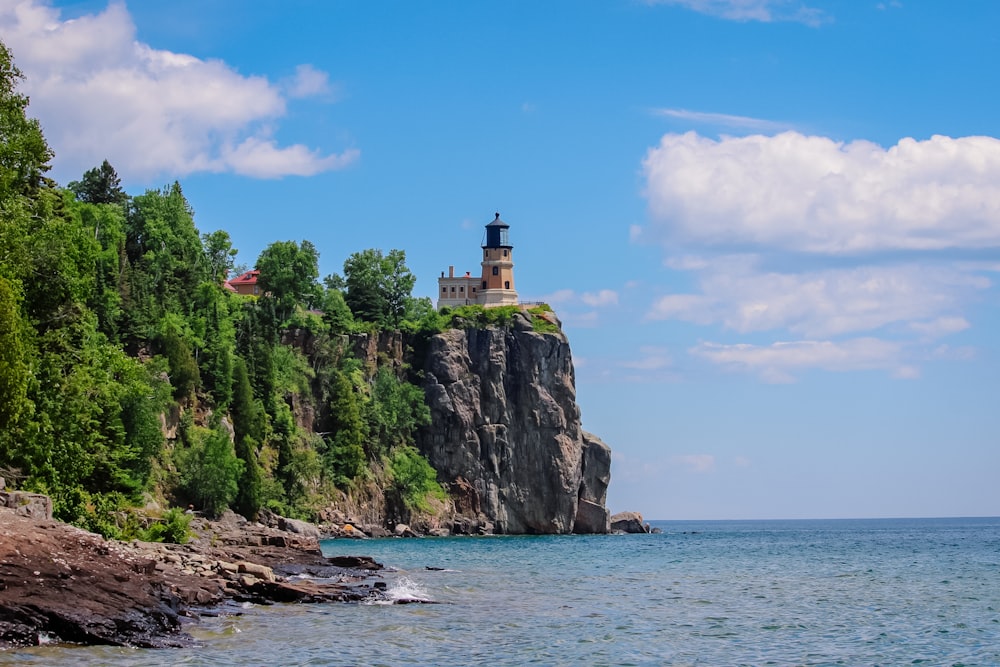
[483,212,511,249]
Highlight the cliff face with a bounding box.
[418,318,611,534]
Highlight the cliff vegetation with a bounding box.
[0,40,610,537]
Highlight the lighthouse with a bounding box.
[478,212,518,307]
[436,212,520,309]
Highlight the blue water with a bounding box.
[3,517,999,666]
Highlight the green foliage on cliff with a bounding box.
[0,39,450,534]
[409,303,561,337]
[389,445,447,513]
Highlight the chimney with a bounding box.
[449,265,455,278]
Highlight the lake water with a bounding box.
[3,517,999,666]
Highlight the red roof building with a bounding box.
[226,269,260,296]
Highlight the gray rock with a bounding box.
[610,511,650,534]
[418,326,612,534]
[279,517,321,538]
[574,499,610,534]
[393,523,418,537]
[0,491,52,520]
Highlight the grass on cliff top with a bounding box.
[404,304,561,335]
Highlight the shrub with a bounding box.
[388,445,447,512]
[141,506,191,544]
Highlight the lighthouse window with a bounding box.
[505,281,510,289]
[503,250,508,257]
[492,266,499,276]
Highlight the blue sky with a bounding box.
[3,0,998,519]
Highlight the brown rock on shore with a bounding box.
[0,507,386,649]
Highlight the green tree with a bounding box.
[256,240,321,324]
[193,282,236,408]
[337,248,416,328]
[67,160,128,205]
[317,283,354,333]
[178,421,244,517]
[230,356,264,518]
[0,40,52,202]
[0,275,30,435]
[367,366,431,458]
[122,182,206,340]
[160,318,200,401]
[322,369,366,487]
[202,229,237,285]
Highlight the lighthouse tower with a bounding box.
[478,212,518,307]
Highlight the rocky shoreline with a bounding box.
[0,504,389,649]
[1,489,657,651]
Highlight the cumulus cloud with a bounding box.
[647,258,989,338]
[640,132,1000,254]
[223,139,359,178]
[647,0,828,26]
[0,1,355,180]
[690,338,910,383]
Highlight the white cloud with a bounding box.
[909,316,970,339]
[640,132,1000,254]
[621,346,673,371]
[647,0,828,26]
[0,1,355,180]
[674,454,716,473]
[690,338,909,382]
[540,289,577,305]
[284,64,334,99]
[581,289,619,307]
[541,288,620,309]
[222,139,358,178]
[653,108,791,132]
[647,258,989,338]
[929,344,976,361]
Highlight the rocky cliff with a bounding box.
[417,315,612,534]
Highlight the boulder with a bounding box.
[574,499,610,534]
[279,517,321,538]
[610,511,651,534]
[0,490,52,520]
[237,561,275,582]
[393,523,418,538]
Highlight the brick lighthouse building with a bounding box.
[438,212,519,309]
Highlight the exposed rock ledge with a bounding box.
[0,507,386,649]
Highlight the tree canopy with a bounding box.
[336,248,416,328]
[68,159,128,205]
[0,38,449,536]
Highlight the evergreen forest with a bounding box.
[0,40,483,538]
